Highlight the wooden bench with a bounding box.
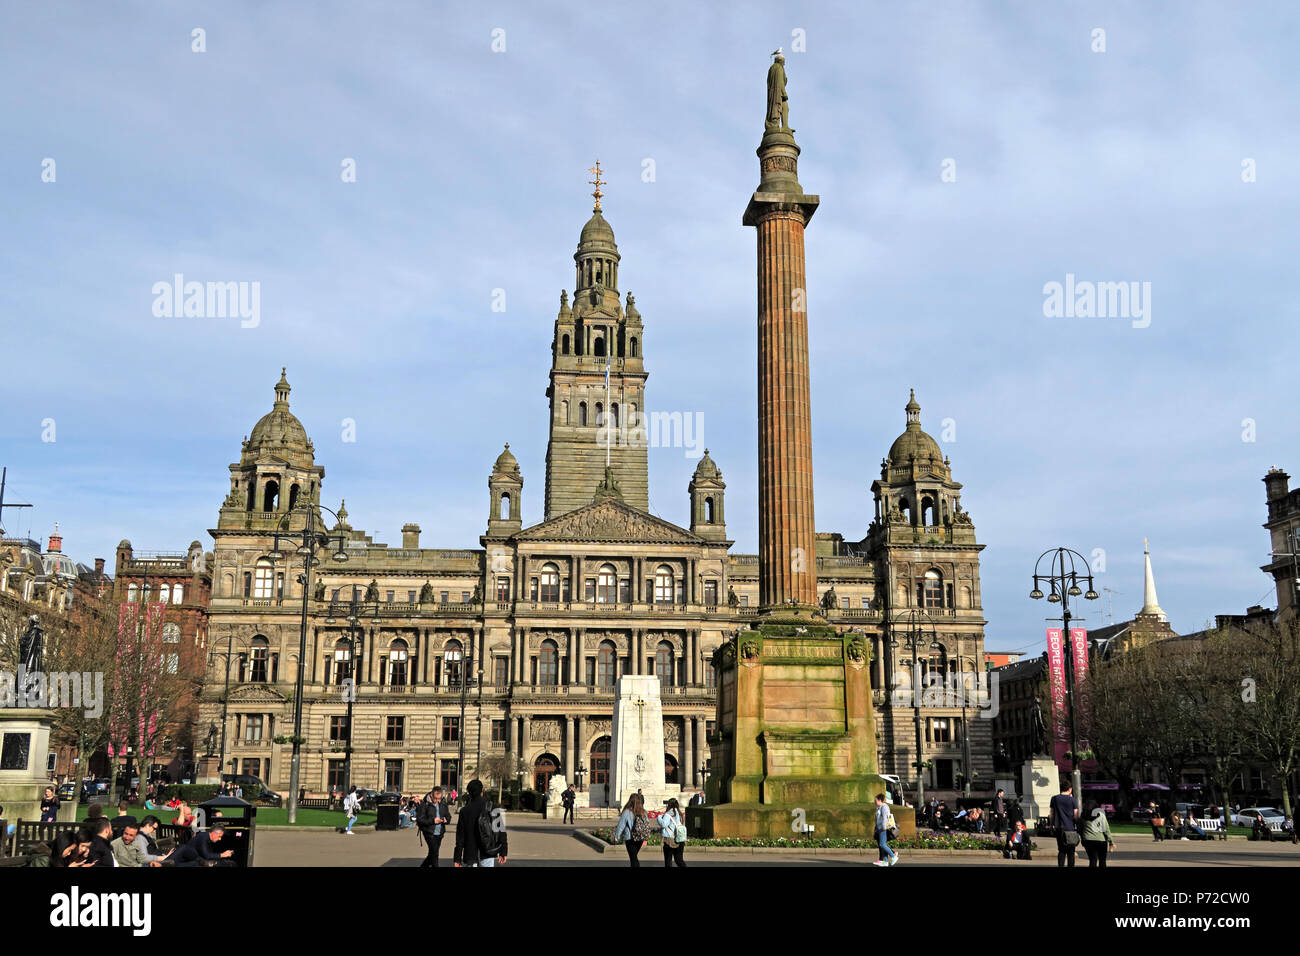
[1190,817,1227,839]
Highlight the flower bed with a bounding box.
[589,827,1019,851]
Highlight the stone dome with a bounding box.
[693,449,721,480]
[493,443,520,475]
[887,390,944,466]
[245,368,311,459]
[579,210,616,246]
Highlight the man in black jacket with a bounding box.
[561,783,576,824]
[992,789,1006,836]
[453,779,508,867]
[86,817,116,867]
[417,787,451,867]
[174,823,235,866]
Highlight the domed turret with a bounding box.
[493,442,520,477]
[689,449,727,541]
[886,389,946,478]
[244,368,313,465]
[486,444,523,538]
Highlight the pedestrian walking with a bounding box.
[1049,780,1080,867]
[613,792,651,867]
[453,779,508,867]
[561,783,576,824]
[873,793,898,867]
[417,786,450,867]
[992,788,1006,837]
[1148,800,1164,842]
[343,785,360,835]
[659,798,687,867]
[1081,802,1115,868]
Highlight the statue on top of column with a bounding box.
[765,49,790,131]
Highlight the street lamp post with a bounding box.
[268,502,350,824]
[1030,547,1100,800]
[456,650,476,794]
[332,597,372,798]
[890,608,939,809]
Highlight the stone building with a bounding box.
[1262,466,1300,621]
[111,539,212,781]
[198,199,993,803]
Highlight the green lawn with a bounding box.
[73,805,376,828]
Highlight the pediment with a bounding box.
[515,498,703,545]
[229,684,288,703]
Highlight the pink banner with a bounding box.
[1045,628,1069,772]
[1070,627,1097,771]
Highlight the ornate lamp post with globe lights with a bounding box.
[268,502,351,823]
[1029,547,1099,799]
[890,608,940,809]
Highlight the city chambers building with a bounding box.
[199,196,993,804]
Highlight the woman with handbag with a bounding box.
[613,793,651,867]
[1148,801,1165,842]
[659,798,688,867]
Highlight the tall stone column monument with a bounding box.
[689,55,913,841]
[608,675,666,810]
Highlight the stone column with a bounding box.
[521,714,533,765]
[683,718,694,790]
[745,125,820,612]
[695,717,707,782]
[564,716,575,777]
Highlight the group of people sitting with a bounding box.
[36,800,238,868]
[919,799,993,834]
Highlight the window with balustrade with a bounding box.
[539,640,559,686]
[597,642,616,688]
[597,564,617,603]
[387,639,409,686]
[539,563,560,602]
[249,637,269,682]
[253,562,274,599]
[444,641,464,687]
[655,641,675,686]
[653,565,675,604]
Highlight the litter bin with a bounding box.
[375,801,400,831]
[196,794,257,867]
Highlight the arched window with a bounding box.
[629,337,638,357]
[263,480,279,513]
[172,584,184,604]
[597,563,617,604]
[594,336,606,357]
[595,402,604,427]
[610,403,619,431]
[539,640,559,686]
[127,583,138,603]
[590,736,611,787]
[539,563,560,602]
[597,641,616,688]
[704,497,715,523]
[388,639,409,686]
[921,495,936,526]
[162,622,181,643]
[288,484,301,512]
[923,570,943,609]
[252,561,275,599]
[562,333,570,355]
[499,493,511,521]
[250,636,269,682]
[444,640,463,687]
[533,753,559,791]
[653,565,675,605]
[332,638,352,684]
[158,584,170,603]
[898,498,911,524]
[655,641,675,686]
[579,402,588,426]
[561,399,569,424]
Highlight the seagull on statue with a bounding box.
[771,47,782,57]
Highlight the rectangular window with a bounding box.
[462,591,471,603]
[276,573,284,599]
[408,590,417,603]
[439,759,459,790]
[619,578,631,603]
[173,584,184,604]
[386,590,394,603]
[327,759,346,790]
[841,597,850,610]
[861,597,870,609]
[491,719,507,743]
[243,573,252,598]
[561,580,571,602]
[329,716,348,741]
[931,718,951,743]
[705,663,716,690]
[442,717,460,742]
[494,657,509,688]
[706,720,716,740]
[496,577,510,602]
[244,715,264,742]
[739,594,749,607]
[241,758,261,778]
[704,581,718,606]
[252,565,273,599]
[441,591,449,604]
[386,716,405,743]
[384,759,403,792]
[530,578,539,601]
[584,578,596,602]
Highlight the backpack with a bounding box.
[476,801,502,856]
[416,801,437,830]
[631,814,653,842]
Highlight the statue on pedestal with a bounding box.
[18,615,43,674]
[765,50,790,130]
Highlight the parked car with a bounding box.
[221,773,283,806]
[57,782,77,802]
[1232,807,1284,828]
[354,788,381,810]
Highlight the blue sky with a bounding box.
[2,1,1297,653]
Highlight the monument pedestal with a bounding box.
[197,755,222,785]
[0,708,57,824]
[610,675,666,809]
[1020,756,1059,822]
[689,624,914,840]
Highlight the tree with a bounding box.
[474,753,530,805]
[1235,618,1300,817]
